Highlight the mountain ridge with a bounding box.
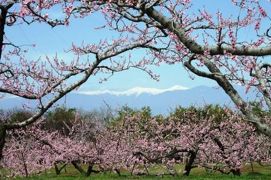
[0,85,257,115]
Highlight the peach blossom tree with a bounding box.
[0,0,160,159]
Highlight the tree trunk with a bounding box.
[0,3,13,60]
[0,125,6,160]
[115,169,121,176]
[231,169,241,176]
[0,6,7,60]
[71,161,87,176]
[21,152,29,177]
[250,161,254,172]
[86,164,93,176]
[54,163,67,175]
[71,161,93,177]
[183,150,197,176]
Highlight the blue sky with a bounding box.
[6,0,268,92]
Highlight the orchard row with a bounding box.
[1,106,270,177]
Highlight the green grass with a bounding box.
[7,163,271,179]
[14,173,271,180]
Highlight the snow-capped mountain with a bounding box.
[78,85,189,96]
[0,85,257,115]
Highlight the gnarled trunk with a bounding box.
[183,150,197,176]
[54,163,67,175]
[71,161,95,177]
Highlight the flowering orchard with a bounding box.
[1,0,271,178]
[1,107,271,177]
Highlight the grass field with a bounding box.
[8,163,271,179]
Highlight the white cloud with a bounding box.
[78,85,189,96]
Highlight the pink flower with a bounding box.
[258,6,267,17]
